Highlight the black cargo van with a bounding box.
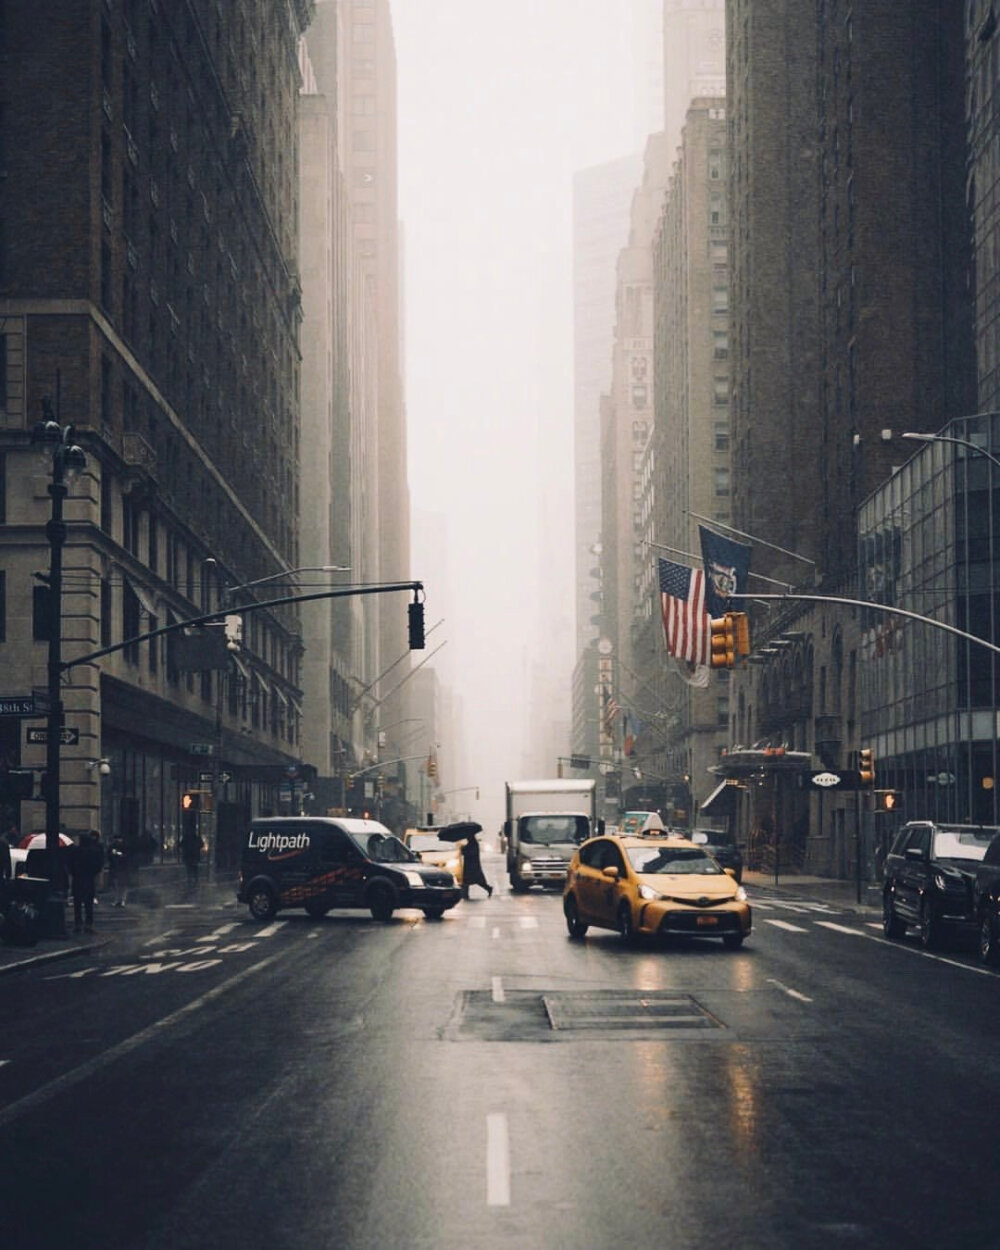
[237,816,462,922]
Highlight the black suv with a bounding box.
[882,822,998,948]
[690,829,744,882]
[972,833,1000,965]
[237,816,462,922]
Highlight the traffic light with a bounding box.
[181,791,200,838]
[709,613,749,668]
[709,616,736,668]
[858,748,875,787]
[875,789,903,812]
[408,600,425,649]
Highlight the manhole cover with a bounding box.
[542,990,721,1032]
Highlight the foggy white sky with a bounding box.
[392,3,640,822]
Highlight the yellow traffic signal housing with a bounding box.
[858,748,875,787]
[709,612,750,668]
[709,616,736,668]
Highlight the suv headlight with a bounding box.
[402,870,424,888]
[638,884,661,901]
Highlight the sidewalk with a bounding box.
[0,867,238,978]
[743,869,882,916]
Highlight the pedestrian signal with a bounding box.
[859,748,875,787]
[875,789,902,812]
[181,791,200,812]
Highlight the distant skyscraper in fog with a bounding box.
[631,0,665,145]
[572,154,644,657]
[662,0,726,159]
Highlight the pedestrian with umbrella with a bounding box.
[440,821,492,900]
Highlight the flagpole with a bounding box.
[645,539,791,590]
[688,512,816,567]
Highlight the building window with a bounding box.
[713,467,730,497]
[714,422,730,453]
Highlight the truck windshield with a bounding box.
[519,815,589,845]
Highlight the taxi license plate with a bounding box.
[696,916,719,926]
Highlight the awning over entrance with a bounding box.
[700,780,737,817]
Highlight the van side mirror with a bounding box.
[602,865,619,880]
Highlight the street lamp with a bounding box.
[224,564,351,607]
[30,399,87,902]
[901,431,1000,473]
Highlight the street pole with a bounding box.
[31,405,87,931]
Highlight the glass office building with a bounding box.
[859,414,1000,825]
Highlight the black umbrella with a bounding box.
[438,820,482,843]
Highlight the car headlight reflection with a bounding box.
[638,884,661,901]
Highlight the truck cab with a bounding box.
[503,779,603,892]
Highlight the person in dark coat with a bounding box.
[181,825,205,891]
[0,828,11,882]
[460,831,492,899]
[70,831,105,932]
[107,834,130,906]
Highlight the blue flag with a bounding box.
[699,526,751,619]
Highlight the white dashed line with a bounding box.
[518,916,538,930]
[492,927,500,939]
[468,915,486,930]
[491,976,505,1004]
[766,977,813,1003]
[815,921,871,937]
[252,921,287,938]
[486,1113,511,1207]
[763,918,809,932]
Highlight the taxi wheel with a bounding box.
[564,895,588,939]
[617,902,636,945]
[723,933,745,950]
[423,906,445,921]
[367,883,395,922]
[247,885,277,922]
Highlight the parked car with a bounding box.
[882,821,999,948]
[563,832,751,948]
[238,817,462,922]
[690,828,744,882]
[972,832,1000,964]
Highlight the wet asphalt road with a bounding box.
[2,852,1000,1249]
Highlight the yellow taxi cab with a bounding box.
[402,827,464,887]
[563,831,751,948]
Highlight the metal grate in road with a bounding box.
[542,990,721,1033]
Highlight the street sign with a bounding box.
[25,727,79,745]
[217,771,232,784]
[801,769,863,791]
[0,696,38,717]
[198,770,215,784]
[189,743,214,756]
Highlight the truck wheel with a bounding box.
[367,882,395,922]
[247,884,277,921]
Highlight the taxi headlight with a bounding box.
[735,885,748,902]
[638,884,661,901]
[403,870,424,888]
[447,858,460,873]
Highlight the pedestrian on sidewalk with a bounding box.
[181,824,205,892]
[107,834,129,907]
[460,830,493,899]
[0,828,11,882]
[69,831,105,932]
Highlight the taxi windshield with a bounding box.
[351,832,416,863]
[407,834,454,854]
[626,845,722,875]
[519,815,589,845]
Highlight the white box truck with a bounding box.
[503,778,603,892]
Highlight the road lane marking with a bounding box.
[492,927,500,939]
[763,918,809,932]
[486,1113,511,1207]
[518,916,538,930]
[0,949,289,1128]
[766,978,813,1003]
[143,931,177,946]
[252,921,287,938]
[197,923,240,942]
[491,976,505,1004]
[815,921,868,936]
[0,1060,9,1068]
[468,915,486,930]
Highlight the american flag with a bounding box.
[658,558,711,665]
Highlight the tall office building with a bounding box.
[0,1,314,855]
[662,1,726,159]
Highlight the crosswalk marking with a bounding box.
[764,918,810,933]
